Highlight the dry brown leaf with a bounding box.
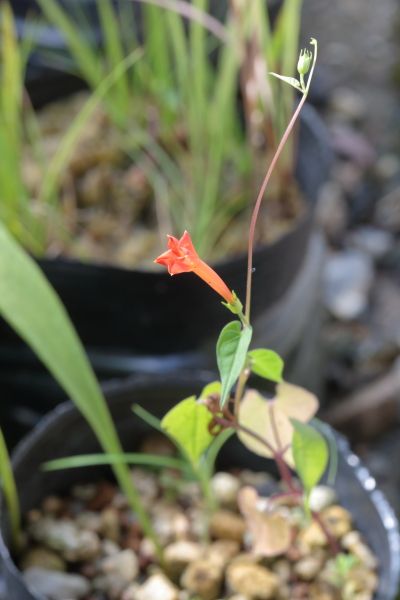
[238,486,292,557]
[275,381,319,422]
[238,390,292,461]
[238,387,319,467]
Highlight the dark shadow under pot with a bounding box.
[0,374,399,599]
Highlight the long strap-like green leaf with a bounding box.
[0,427,20,550]
[0,223,161,557]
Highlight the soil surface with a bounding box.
[17,460,378,600]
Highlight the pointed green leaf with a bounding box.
[248,348,284,382]
[313,418,338,486]
[217,321,253,407]
[161,397,214,466]
[269,72,301,90]
[292,419,329,496]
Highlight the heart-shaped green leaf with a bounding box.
[217,321,252,407]
[161,397,214,466]
[292,419,329,497]
[248,348,284,382]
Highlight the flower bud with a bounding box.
[297,49,312,76]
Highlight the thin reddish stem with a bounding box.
[214,416,298,492]
[269,402,283,450]
[312,510,340,556]
[245,94,307,321]
[275,452,299,494]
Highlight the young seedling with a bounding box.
[0,37,334,570]
[155,39,338,557]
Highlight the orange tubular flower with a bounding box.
[155,231,234,305]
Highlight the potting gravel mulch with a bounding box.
[17,455,378,600]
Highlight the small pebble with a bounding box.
[226,562,279,599]
[321,505,352,539]
[342,531,378,569]
[209,510,246,543]
[323,250,374,320]
[297,521,328,551]
[21,546,66,573]
[152,504,190,544]
[374,154,400,180]
[100,507,120,542]
[181,559,223,600]
[164,540,204,580]
[316,181,348,241]
[29,517,101,561]
[375,186,400,232]
[294,552,325,581]
[206,540,240,569]
[211,472,240,508]
[101,539,120,557]
[42,496,65,516]
[134,572,180,600]
[348,226,393,260]
[100,548,139,582]
[76,511,102,533]
[71,484,97,502]
[309,486,337,513]
[92,573,127,599]
[23,567,90,600]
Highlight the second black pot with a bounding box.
[0,105,331,359]
[1,374,399,599]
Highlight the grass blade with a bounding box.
[96,0,131,120]
[0,427,20,550]
[36,0,102,86]
[205,428,234,477]
[39,48,143,206]
[43,453,186,472]
[132,404,163,432]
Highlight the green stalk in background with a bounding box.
[38,47,143,207]
[0,3,45,253]
[0,428,20,550]
[22,0,304,259]
[0,4,143,254]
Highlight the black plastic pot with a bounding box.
[0,104,331,358]
[1,374,399,599]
